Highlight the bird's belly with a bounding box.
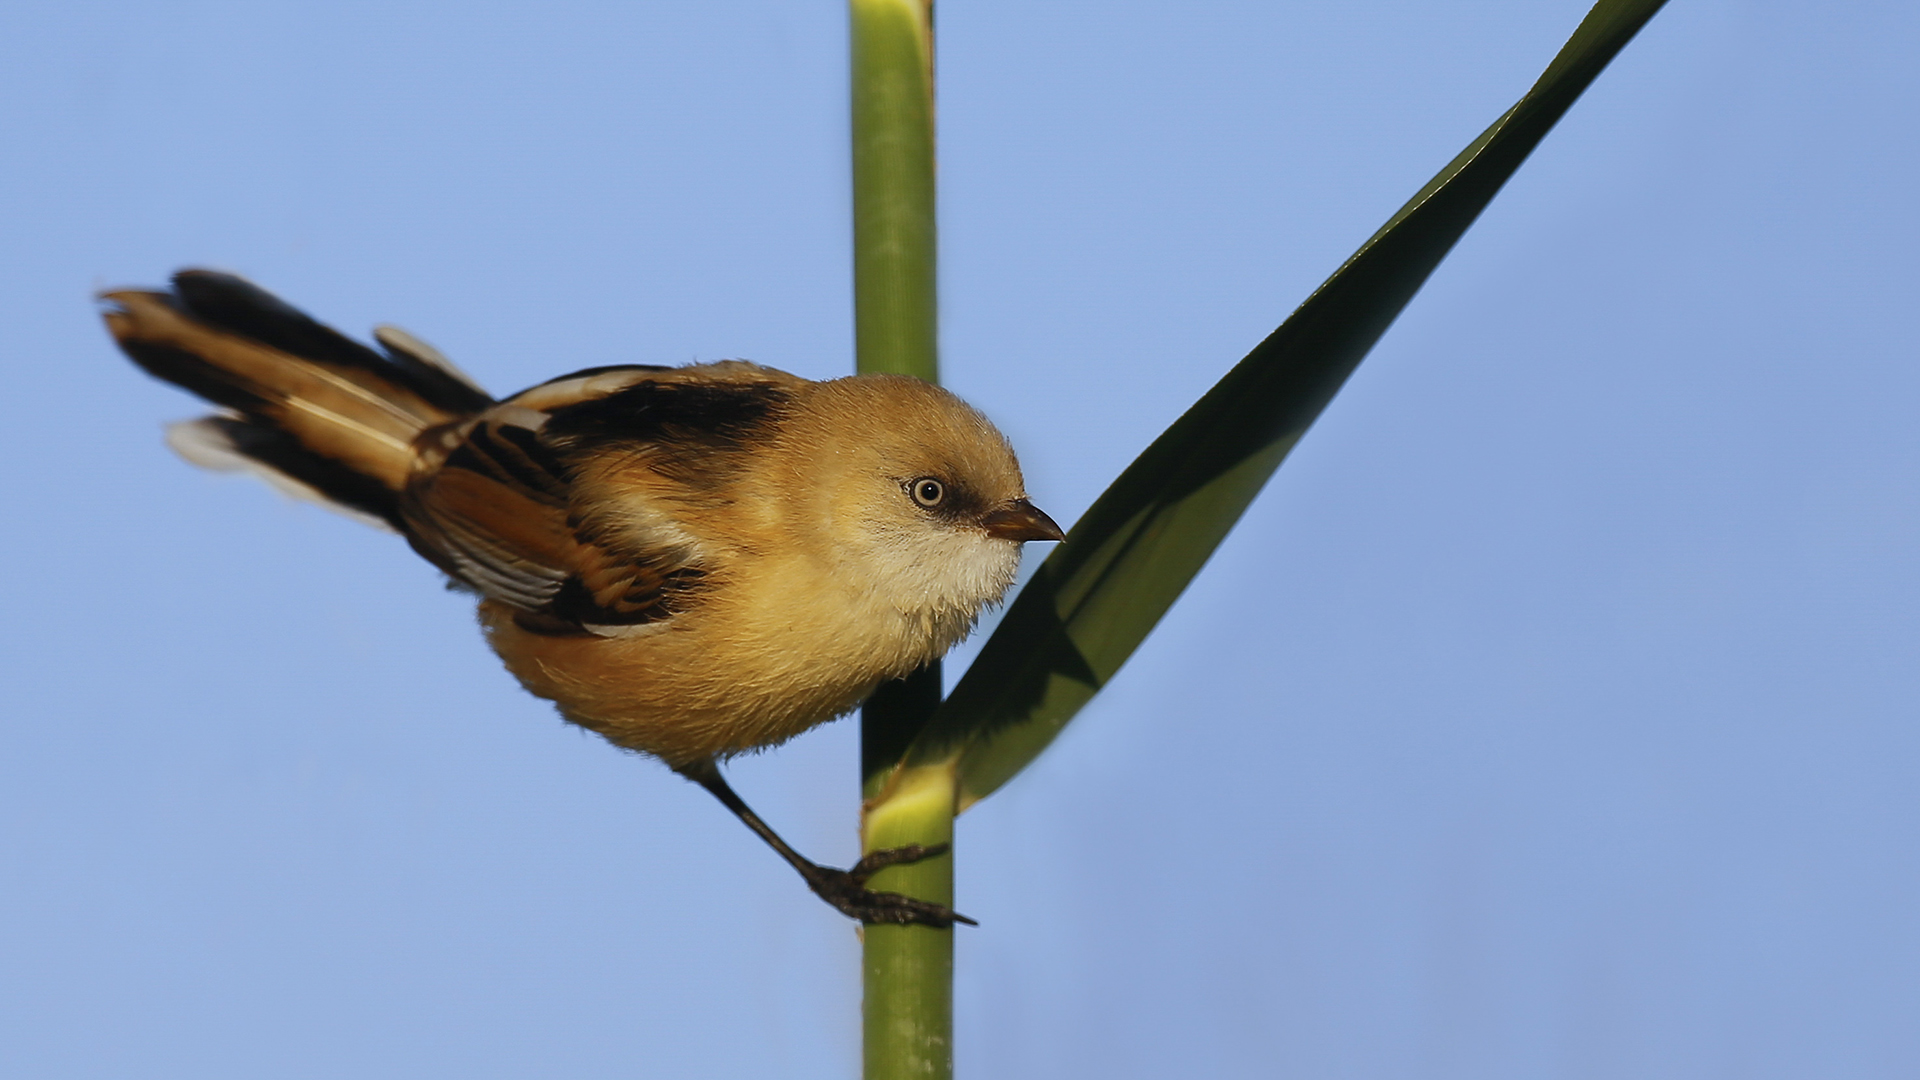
[477,593,937,766]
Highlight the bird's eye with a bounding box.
[909,477,946,508]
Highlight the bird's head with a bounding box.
[793,373,1064,640]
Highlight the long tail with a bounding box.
[103,270,495,529]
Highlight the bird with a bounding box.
[101,269,1065,927]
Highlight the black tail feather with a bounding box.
[117,335,276,417]
[171,415,409,529]
[171,271,494,416]
[107,270,497,527]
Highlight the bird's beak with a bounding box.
[980,498,1066,543]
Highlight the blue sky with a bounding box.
[3,1,1918,1076]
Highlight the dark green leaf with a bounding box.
[900,0,1670,807]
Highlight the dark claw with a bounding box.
[675,763,975,927]
[802,843,977,928]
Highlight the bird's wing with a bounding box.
[400,362,803,633]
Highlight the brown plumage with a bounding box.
[103,271,1064,770]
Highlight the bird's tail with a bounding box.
[102,270,496,530]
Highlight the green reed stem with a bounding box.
[849,1,952,1078]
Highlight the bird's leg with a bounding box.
[675,759,976,928]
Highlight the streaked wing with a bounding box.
[402,362,801,633]
[404,409,577,611]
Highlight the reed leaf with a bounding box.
[889,0,1671,807]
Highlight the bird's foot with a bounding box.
[803,843,977,928]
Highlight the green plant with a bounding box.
[848,1,1669,1076]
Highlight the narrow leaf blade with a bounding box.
[904,0,1669,806]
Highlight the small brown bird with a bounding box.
[103,270,1063,926]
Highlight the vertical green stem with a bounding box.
[850,1,952,1078]
[850,0,938,384]
[861,765,957,1080]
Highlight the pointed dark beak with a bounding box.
[979,498,1066,543]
